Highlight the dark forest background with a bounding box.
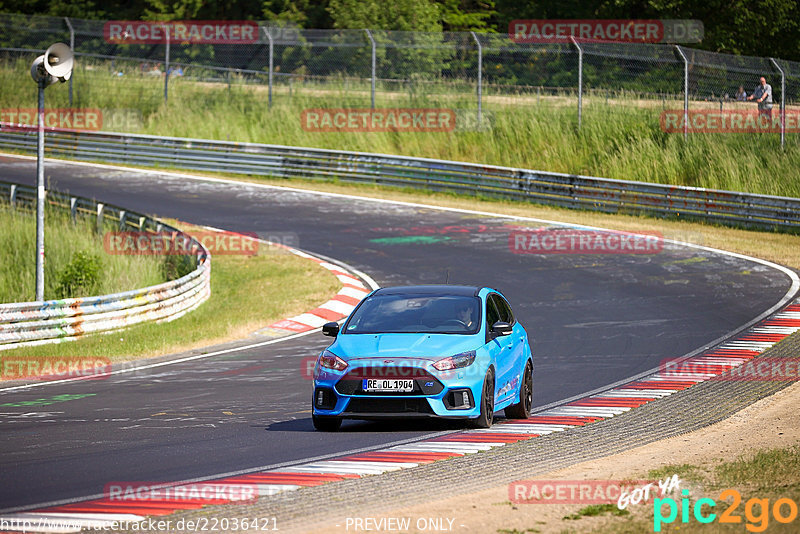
[1,0,798,61]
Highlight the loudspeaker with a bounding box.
[30,43,74,85]
[44,42,74,82]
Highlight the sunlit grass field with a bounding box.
[2,57,798,198]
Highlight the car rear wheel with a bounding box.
[470,370,494,429]
[312,415,342,432]
[505,360,533,419]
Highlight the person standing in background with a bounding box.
[747,77,773,118]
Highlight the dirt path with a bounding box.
[307,380,800,533]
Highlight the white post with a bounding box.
[769,58,786,150]
[64,17,75,107]
[675,45,689,141]
[365,29,376,109]
[470,31,482,126]
[570,36,583,129]
[266,27,274,108]
[35,79,46,301]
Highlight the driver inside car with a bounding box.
[456,303,476,329]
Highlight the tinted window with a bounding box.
[344,294,481,334]
[486,295,501,328]
[493,294,514,324]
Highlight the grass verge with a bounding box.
[578,445,800,533]
[0,203,164,302]
[0,221,340,364]
[2,57,799,197]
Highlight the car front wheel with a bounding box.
[470,369,494,429]
[505,360,533,419]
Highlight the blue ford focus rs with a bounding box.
[311,285,533,431]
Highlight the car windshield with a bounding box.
[344,294,482,334]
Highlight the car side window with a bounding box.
[495,295,515,325]
[485,295,500,328]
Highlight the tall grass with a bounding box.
[0,204,164,303]
[2,57,799,197]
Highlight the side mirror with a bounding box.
[491,321,513,337]
[322,321,340,337]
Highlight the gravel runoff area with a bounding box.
[106,329,800,534]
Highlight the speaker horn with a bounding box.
[30,55,54,85]
[43,42,74,82]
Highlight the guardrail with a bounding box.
[0,179,211,350]
[0,127,798,231]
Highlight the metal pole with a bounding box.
[570,36,582,129]
[470,31,482,125]
[35,79,46,301]
[266,27,273,108]
[770,58,786,150]
[64,17,74,107]
[365,29,376,109]
[675,45,689,141]
[164,24,170,103]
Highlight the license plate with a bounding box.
[362,379,414,392]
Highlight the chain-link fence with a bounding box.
[1,13,797,147]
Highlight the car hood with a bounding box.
[330,333,480,362]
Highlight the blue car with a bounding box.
[311,285,533,431]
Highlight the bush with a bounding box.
[161,253,195,281]
[56,251,102,299]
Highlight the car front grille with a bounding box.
[344,397,435,414]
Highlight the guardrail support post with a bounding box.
[96,203,104,235]
[470,31,482,126]
[674,45,689,141]
[265,26,273,108]
[365,29,376,109]
[118,210,127,230]
[70,196,77,222]
[64,17,75,107]
[570,36,583,130]
[769,58,786,150]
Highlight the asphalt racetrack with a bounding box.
[0,156,796,511]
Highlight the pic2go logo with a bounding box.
[654,489,799,532]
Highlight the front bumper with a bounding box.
[312,365,485,419]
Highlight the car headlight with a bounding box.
[319,349,348,371]
[432,350,476,371]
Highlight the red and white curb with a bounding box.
[266,250,370,334]
[3,302,798,532]
[193,228,372,336]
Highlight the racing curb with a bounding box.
[2,298,798,533]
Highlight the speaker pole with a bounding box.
[35,77,46,302]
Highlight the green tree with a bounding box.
[262,0,333,27]
[328,0,440,31]
[436,0,497,32]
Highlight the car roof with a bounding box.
[372,285,482,297]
